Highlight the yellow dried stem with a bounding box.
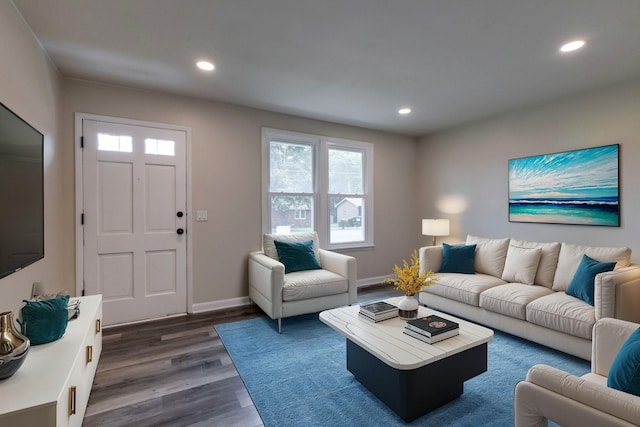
[383,250,439,296]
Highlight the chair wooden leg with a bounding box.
[278,318,282,334]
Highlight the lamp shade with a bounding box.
[422,219,450,236]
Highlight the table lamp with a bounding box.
[422,219,450,246]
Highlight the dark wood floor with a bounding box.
[83,284,401,427]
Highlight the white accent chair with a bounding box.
[514,317,640,427]
[248,232,357,333]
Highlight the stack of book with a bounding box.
[359,301,399,322]
[403,314,459,344]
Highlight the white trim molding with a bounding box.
[191,296,252,314]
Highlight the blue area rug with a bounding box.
[215,313,590,426]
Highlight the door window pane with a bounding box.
[270,141,313,193]
[145,138,175,156]
[98,133,132,152]
[271,195,313,233]
[330,196,364,243]
[329,149,363,194]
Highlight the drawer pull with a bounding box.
[69,386,77,415]
[96,318,101,333]
[86,345,93,363]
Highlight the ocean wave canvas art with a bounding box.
[509,144,619,226]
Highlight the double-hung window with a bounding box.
[262,128,373,249]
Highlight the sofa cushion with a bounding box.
[282,269,348,302]
[552,243,631,291]
[439,243,476,274]
[424,272,507,306]
[264,232,320,262]
[509,239,561,288]
[566,255,616,306]
[274,240,322,274]
[480,283,554,320]
[526,292,596,339]
[466,235,510,278]
[501,244,542,285]
[608,328,640,396]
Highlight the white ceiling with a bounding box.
[12,0,640,136]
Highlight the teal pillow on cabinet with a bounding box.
[439,243,476,274]
[274,240,322,274]
[19,295,70,345]
[566,254,616,306]
[608,328,640,396]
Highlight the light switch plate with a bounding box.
[196,210,208,222]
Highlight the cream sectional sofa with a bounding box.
[418,236,640,360]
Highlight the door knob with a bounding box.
[177,211,184,218]
[177,228,184,235]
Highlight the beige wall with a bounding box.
[0,2,64,313]
[417,78,640,262]
[7,0,639,313]
[61,79,418,304]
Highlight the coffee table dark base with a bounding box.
[346,339,488,422]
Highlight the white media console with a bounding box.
[0,295,103,426]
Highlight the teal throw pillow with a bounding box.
[19,295,70,345]
[608,328,640,396]
[439,243,476,274]
[566,254,616,306]
[274,240,322,274]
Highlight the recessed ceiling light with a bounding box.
[398,108,412,115]
[559,40,585,53]
[196,60,215,71]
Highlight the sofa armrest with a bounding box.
[521,364,640,426]
[595,265,640,322]
[319,249,357,304]
[419,245,443,274]
[248,251,285,318]
[592,317,640,377]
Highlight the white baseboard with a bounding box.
[190,276,394,314]
[191,296,251,314]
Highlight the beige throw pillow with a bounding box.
[501,244,542,285]
[465,235,510,278]
[509,239,561,288]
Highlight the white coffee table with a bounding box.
[319,297,494,422]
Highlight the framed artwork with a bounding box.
[508,144,619,226]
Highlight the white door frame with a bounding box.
[74,112,194,315]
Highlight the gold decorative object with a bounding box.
[0,311,30,380]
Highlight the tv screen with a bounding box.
[0,102,44,279]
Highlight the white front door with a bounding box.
[81,119,187,325]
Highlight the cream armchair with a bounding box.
[248,232,357,333]
[514,317,640,427]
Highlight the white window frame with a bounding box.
[262,127,374,250]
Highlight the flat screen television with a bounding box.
[0,101,44,279]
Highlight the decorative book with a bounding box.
[359,301,397,315]
[405,314,458,337]
[359,301,398,322]
[403,327,459,344]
